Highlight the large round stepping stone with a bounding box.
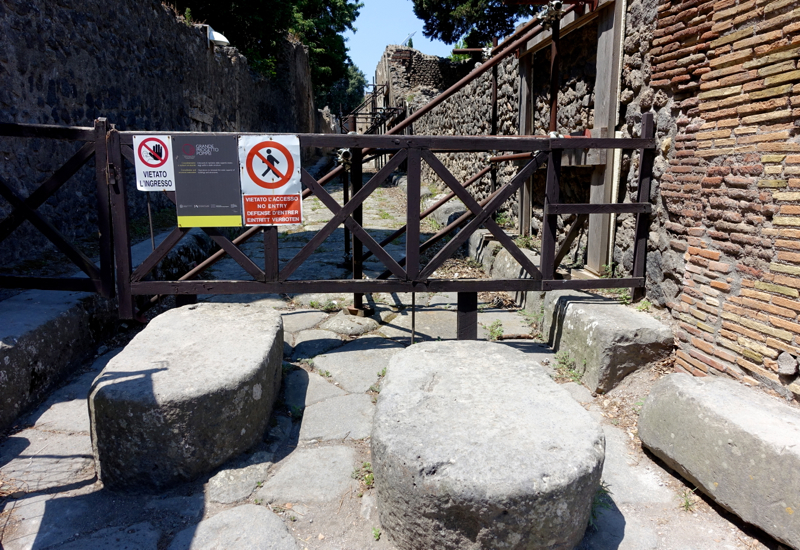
[168,504,298,549]
[372,341,605,550]
[89,303,284,491]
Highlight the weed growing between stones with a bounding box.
[482,320,504,341]
[319,370,332,378]
[636,299,652,312]
[308,299,340,312]
[352,462,375,495]
[679,488,697,512]
[589,481,613,529]
[372,527,381,541]
[554,351,582,383]
[495,211,511,227]
[378,210,392,219]
[377,367,386,378]
[514,234,541,251]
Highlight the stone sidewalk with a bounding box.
[0,172,775,549]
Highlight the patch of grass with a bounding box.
[482,320,504,341]
[609,288,632,305]
[378,367,387,377]
[495,211,511,227]
[633,398,646,415]
[319,370,332,378]
[427,218,442,232]
[514,234,540,250]
[636,299,651,312]
[373,527,382,541]
[465,258,483,269]
[378,210,392,220]
[679,488,697,512]
[309,299,340,312]
[369,383,381,393]
[589,482,613,529]
[554,351,582,383]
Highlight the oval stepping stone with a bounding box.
[372,341,605,550]
[320,311,379,336]
[89,303,284,491]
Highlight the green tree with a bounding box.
[411,0,534,46]
[173,0,362,105]
[290,0,363,106]
[324,64,367,115]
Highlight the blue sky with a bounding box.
[343,0,454,82]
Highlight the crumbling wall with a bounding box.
[0,0,331,269]
[615,0,800,399]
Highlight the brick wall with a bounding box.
[653,0,800,397]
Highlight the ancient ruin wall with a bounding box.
[0,0,328,268]
[612,0,800,398]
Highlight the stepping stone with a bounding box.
[167,504,298,550]
[314,336,404,393]
[89,303,284,490]
[281,310,328,333]
[639,373,800,549]
[299,394,374,441]
[291,329,342,361]
[319,311,379,336]
[283,369,347,411]
[254,446,356,504]
[372,341,605,550]
[532,290,673,392]
[206,452,274,504]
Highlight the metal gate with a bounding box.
[0,115,655,338]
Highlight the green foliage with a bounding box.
[608,288,632,305]
[589,482,613,529]
[636,299,651,312]
[173,0,362,104]
[407,36,414,48]
[679,488,697,512]
[323,64,367,115]
[448,37,471,62]
[554,351,582,383]
[483,320,504,341]
[494,211,511,227]
[412,0,534,46]
[373,527,382,541]
[183,7,193,25]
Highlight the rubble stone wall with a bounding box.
[0,0,330,269]
[637,0,800,396]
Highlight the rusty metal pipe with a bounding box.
[489,152,536,162]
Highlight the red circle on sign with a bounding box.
[137,138,169,168]
[246,141,294,190]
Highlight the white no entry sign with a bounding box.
[133,135,176,191]
[238,135,303,226]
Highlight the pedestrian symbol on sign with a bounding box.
[245,141,294,190]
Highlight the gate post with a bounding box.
[457,292,478,340]
[632,112,655,301]
[107,128,135,319]
[93,118,114,298]
[351,148,364,310]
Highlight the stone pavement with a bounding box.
[0,171,774,549]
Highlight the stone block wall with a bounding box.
[644,0,800,396]
[0,0,331,269]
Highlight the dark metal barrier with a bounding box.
[0,119,114,297]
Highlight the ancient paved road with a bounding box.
[0,171,771,549]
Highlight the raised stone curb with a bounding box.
[373,341,605,550]
[167,505,298,550]
[0,229,213,434]
[530,290,673,393]
[89,302,283,490]
[639,373,800,549]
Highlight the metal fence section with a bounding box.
[0,119,114,297]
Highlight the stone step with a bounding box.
[639,373,800,549]
[372,341,605,550]
[89,302,284,491]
